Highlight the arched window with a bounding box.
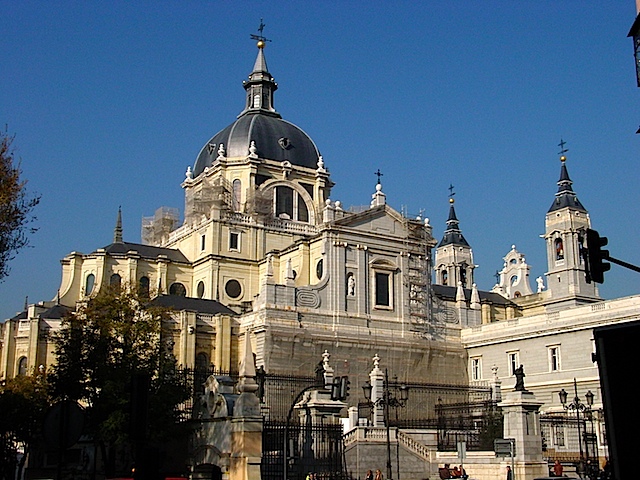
[460,268,467,288]
[18,356,28,376]
[169,282,186,296]
[555,238,564,260]
[232,179,242,212]
[442,270,448,286]
[139,276,150,298]
[196,352,209,370]
[85,274,95,295]
[273,185,311,223]
[110,273,121,287]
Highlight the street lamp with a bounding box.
[558,378,595,479]
[362,369,409,480]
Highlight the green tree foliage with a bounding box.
[0,372,50,480]
[0,129,40,280]
[49,286,190,476]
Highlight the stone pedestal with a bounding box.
[499,390,547,480]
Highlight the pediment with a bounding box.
[332,205,409,235]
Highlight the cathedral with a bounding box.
[2,34,638,476]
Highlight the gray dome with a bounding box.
[193,111,320,177]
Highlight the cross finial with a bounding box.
[250,18,272,47]
[374,169,383,184]
[448,183,456,198]
[494,270,500,284]
[558,138,569,160]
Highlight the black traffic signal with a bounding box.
[585,228,610,284]
[339,376,350,400]
[330,376,350,401]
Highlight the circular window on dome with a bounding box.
[225,279,242,299]
[278,137,291,150]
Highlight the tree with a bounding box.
[0,371,50,480]
[0,128,40,280]
[49,286,190,478]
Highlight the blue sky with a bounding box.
[2,1,639,320]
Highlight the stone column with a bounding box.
[370,354,385,427]
[499,390,547,479]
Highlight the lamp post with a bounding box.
[362,368,409,480]
[558,378,594,479]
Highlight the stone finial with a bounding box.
[370,182,386,208]
[317,155,326,172]
[322,350,331,368]
[456,281,466,304]
[491,364,499,380]
[217,143,226,160]
[249,140,258,158]
[373,353,380,370]
[470,283,481,310]
[185,166,193,181]
[238,333,258,394]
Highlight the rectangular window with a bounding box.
[508,351,519,376]
[548,346,560,372]
[229,232,240,251]
[471,357,482,381]
[554,425,565,447]
[375,272,390,307]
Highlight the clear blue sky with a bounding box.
[2,1,639,321]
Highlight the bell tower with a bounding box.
[434,190,475,288]
[543,141,599,308]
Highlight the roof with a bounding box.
[548,159,587,213]
[94,241,189,264]
[432,284,517,306]
[151,295,237,315]
[438,201,470,248]
[39,304,72,319]
[193,43,320,176]
[194,113,320,176]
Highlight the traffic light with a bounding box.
[330,376,350,400]
[331,377,341,400]
[585,228,610,284]
[339,376,351,400]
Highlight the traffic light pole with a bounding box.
[605,255,640,273]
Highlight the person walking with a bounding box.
[365,470,373,480]
[375,469,384,480]
[506,465,513,480]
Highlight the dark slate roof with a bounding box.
[39,304,72,319]
[548,160,587,213]
[432,284,517,306]
[437,202,470,248]
[151,295,237,315]
[94,242,189,264]
[193,45,319,176]
[10,310,27,321]
[194,113,320,176]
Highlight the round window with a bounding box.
[197,281,205,298]
[225,279,242,299]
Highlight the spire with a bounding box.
[548,139,587,213]
[241,21,280,117]
[113,206,123,244]
[437,197,469,247]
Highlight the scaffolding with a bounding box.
[141,207,180,246]
[403,216,434,336]
[184,177,233,225]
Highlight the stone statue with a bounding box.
[514,365,526,391]
[348,274,355,296]
[536,276,545,293]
